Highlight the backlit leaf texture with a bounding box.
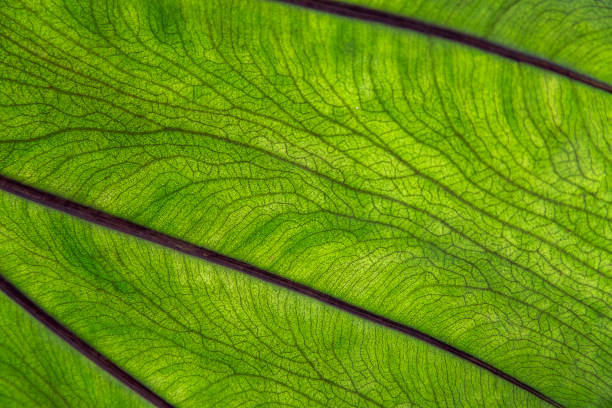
[0,192,547,407]
[337,0,612,84]
[0,0,610,407]
[0,291,148,407]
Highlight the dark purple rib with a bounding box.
[0,175,562,407]
[271,0,612,95]
[0,274,174,408]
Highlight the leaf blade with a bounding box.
[0,286,151,408]
[0,190,550,408]
[0,0,610,406]
[0,173,560,406]
[329,0,612,86]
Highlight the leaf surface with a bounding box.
[333,0,612,85]
[0,192,547,407]
[0,290,149,408]
[0,0,610,407]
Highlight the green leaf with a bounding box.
[335,0,612,84]
[0,192,548,407]
[0,290,148,407]
[0,0,610,407]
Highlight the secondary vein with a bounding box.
[0,274,174,408]
[0,174,563,408]
[270,0,612,95]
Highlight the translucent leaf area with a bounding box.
[0,193,546,407]
[0,0,610,407]
[338,0,612,83]
[0,291,148,408]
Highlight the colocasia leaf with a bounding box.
[0,291,149,407]
[0,1,610,407]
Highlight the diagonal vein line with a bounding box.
[0,174,563,407]
[270,0,612,95]
[0,274,174,408]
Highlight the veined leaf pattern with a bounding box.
[0,192,547,407]
[335,0,612,84]
[0,0,610,407]
[0,290,149,407]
